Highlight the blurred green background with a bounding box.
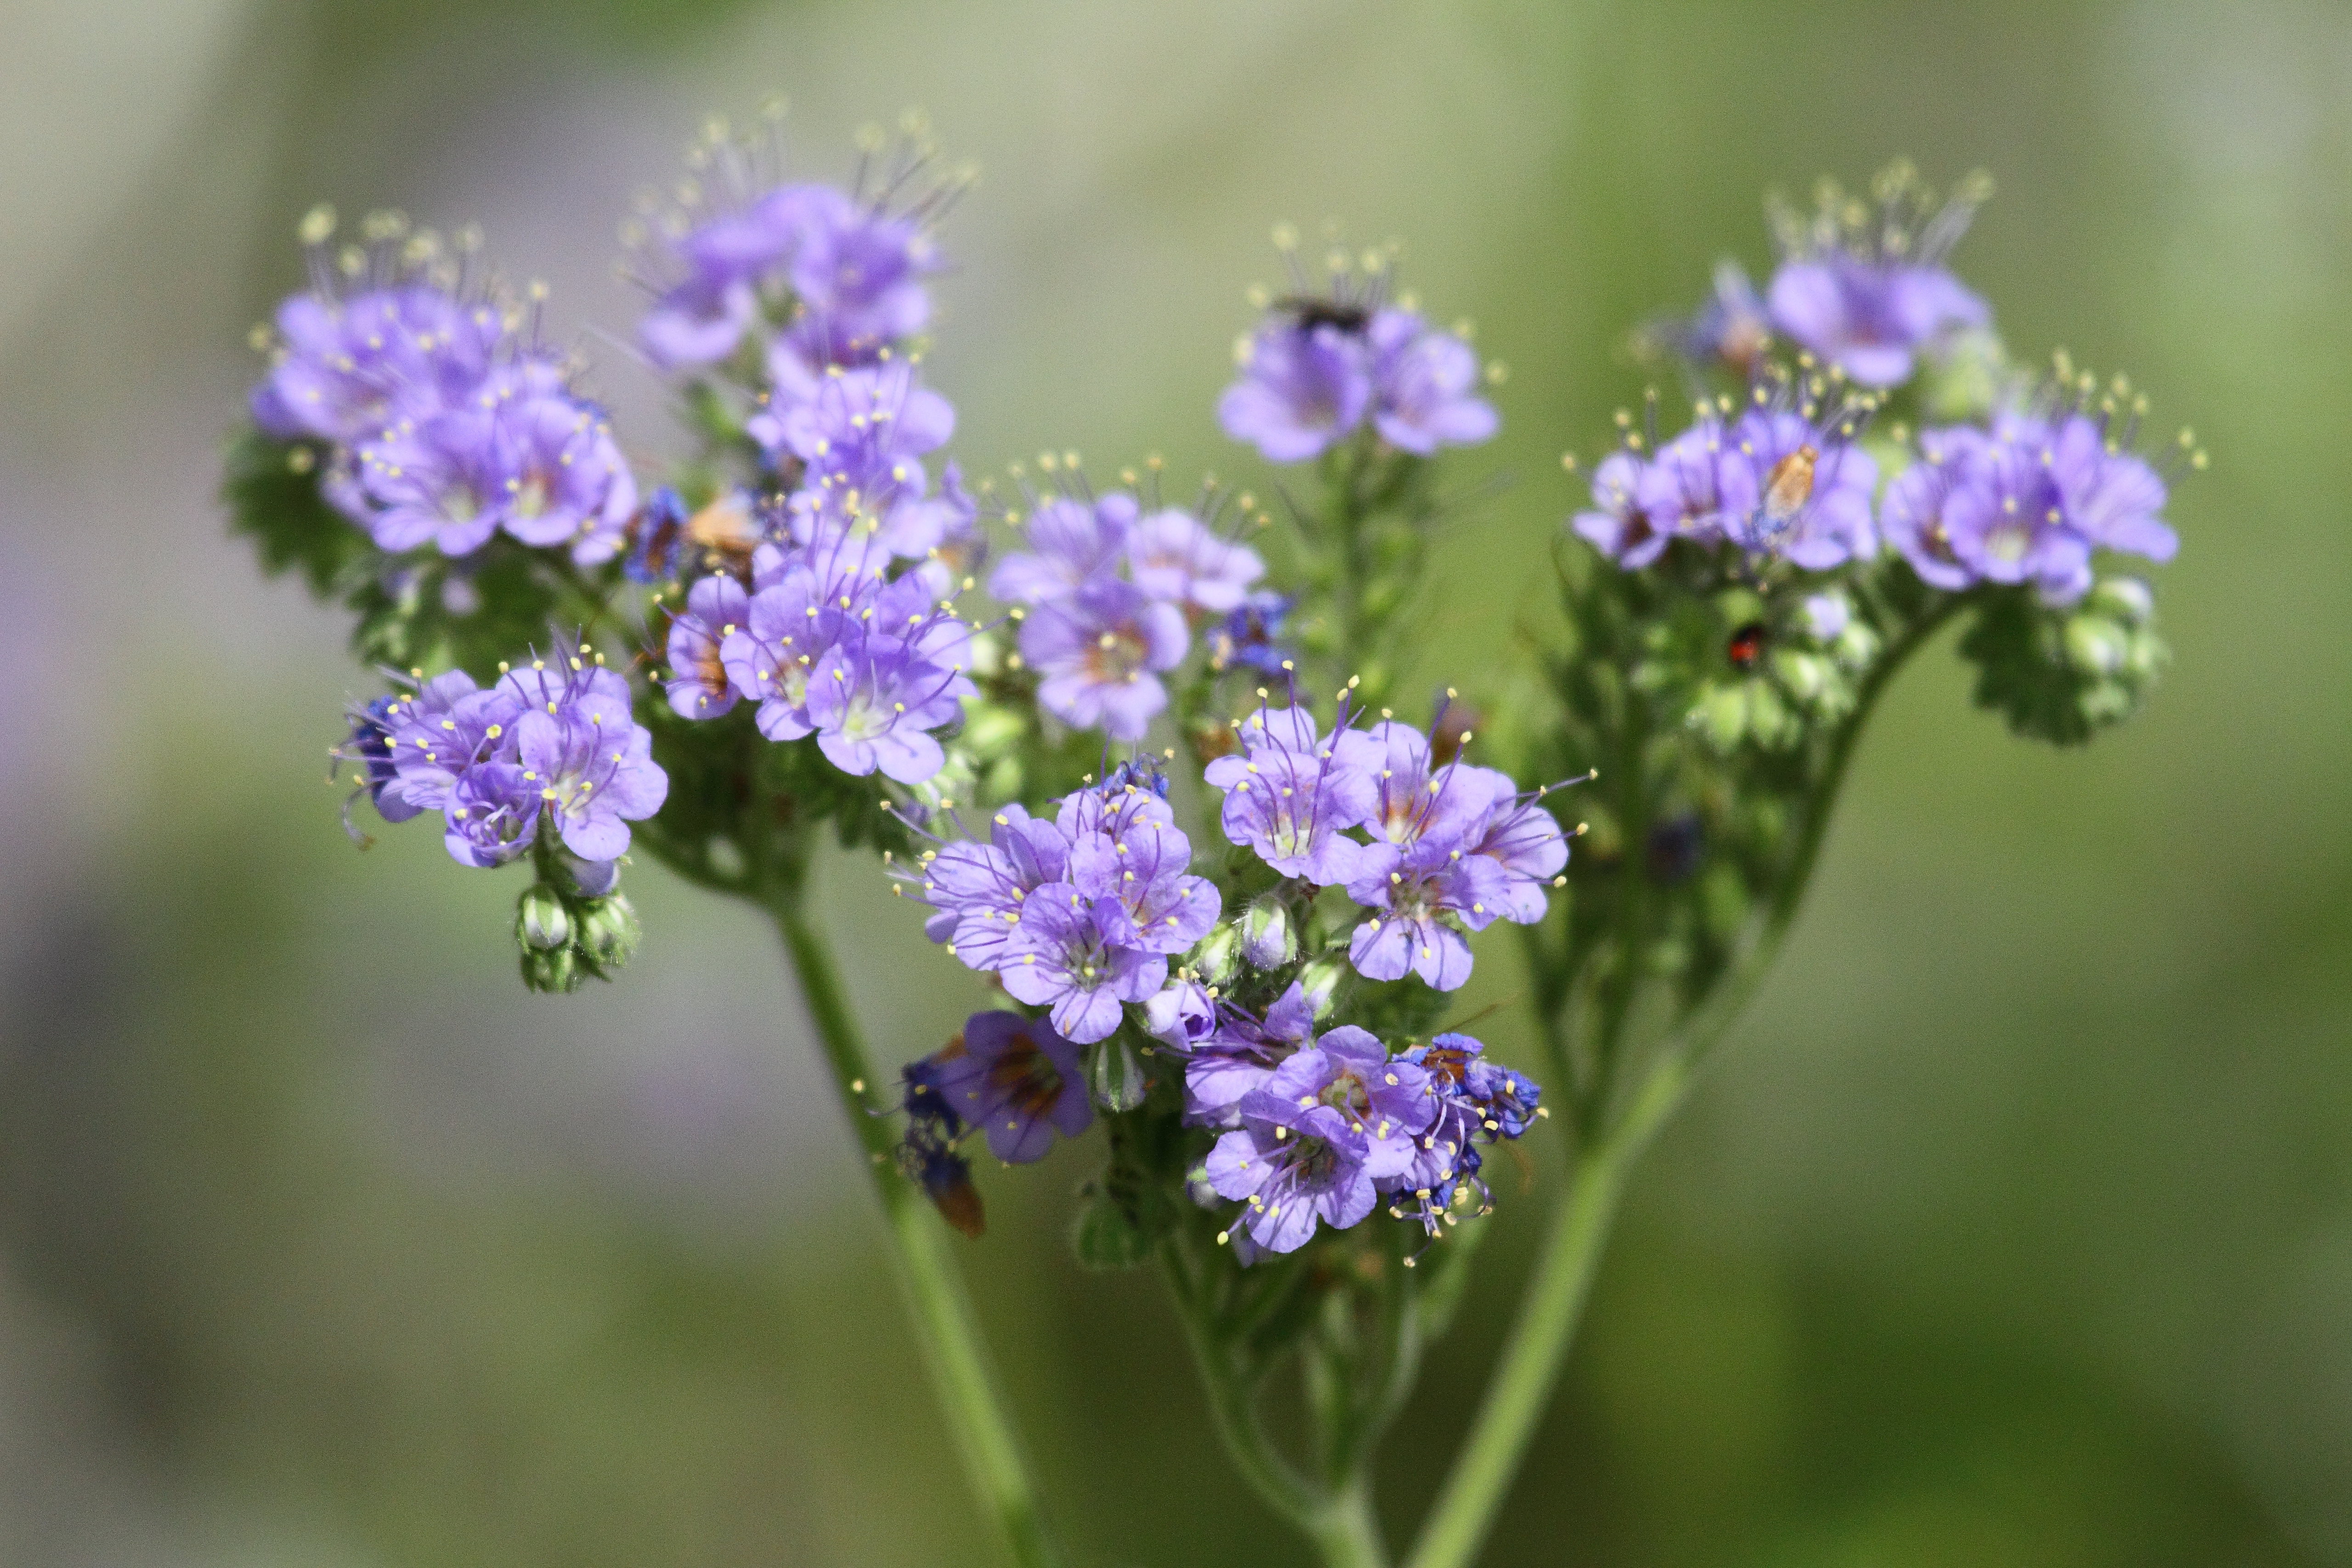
[1,0,2346,1563]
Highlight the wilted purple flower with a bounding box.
[1218,318,1374,464]
[1571,452,1667,568]
[1001,883,1167,1043]
[337,696,418,831]
[1367,308,1498,454]
[988,493,1137,606]
[1125,508,1266,613]
[1345,833,1508,991]
[1724,409,1879,570]
[1021,579,1188,742]
[1208,590,1294,677]
[1388,1033,1542,1234]
[932,1010,1092,1165]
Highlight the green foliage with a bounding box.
[1960,578,2167,747]
[222,429,373,597]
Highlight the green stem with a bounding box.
[1304,1480,1391,1568]
[1405,595,1962,1568]
[1405,1055,1688,1568]
[770,887,1064,1568]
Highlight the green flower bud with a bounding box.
[959,704,1027,760]
[1296,956,1346,1019]
[2063,615,2130,676]
[1190,923,1243,988]
[1239,898,1296,970]
[1771,649,1832,704]
[2088,576,2154,628]
[517,885,571,951]
[576,893,642,969]
[521,943,582,995]
[1088,1036,1150,1114]
[1695,684,1749,752]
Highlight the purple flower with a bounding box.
[1345,834,1508,991]
[787,187,940,347]
[803,639,973,783]
[504,662,669,862]
[635,185,821,369]
[1203,705,1380,886]
[1940,423,2096,602]
[1881,427,1987,591]
[988,493,1137,606]
[932,1010,1092,1165]
[252,284,504,446]
[663,573,750,718]
[1001,883,1167,1043]
[1207,590,1294,677]
[1724,409,1879,570]
[1020,579,1188,742]
[2047,413,2177,564]
[1571,452,1668,568]
[1181,983,1318,1128]
[356,382,637,565]
[1352,719,1503,851]
[378,668,525,818]
[339,696,418,827]
[1125,508,1266,613]
[750,359,954,490]
[1204,1036,1425,1256]
[1067,820,1220,955]
[1143,978,1218,1051]
[441,760,542,868]
[1767,255,1988,389]
[1218,319,1374,463]
[1264,1026,1436,1177]
[912,804,1073,971]
[1367,308,1498,454]
[1462,784,1569,924]
[722,562,852,740]
[1636,419,1758,549]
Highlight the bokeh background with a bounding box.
[1,0,2347,1563]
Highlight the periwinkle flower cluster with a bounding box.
[235,124,2197,1568]
[250,210,636,567]
[1218,238,1498,464]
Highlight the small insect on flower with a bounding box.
[1726,621,1769,672]
[1275,295,1374,334]
[1760,442,1819,526]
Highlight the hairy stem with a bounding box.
[769,885,1064,1568]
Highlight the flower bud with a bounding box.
[2063,615,2129,677]
[576,893,642,969]
[1296,956,1346,1019]
[1695,684,1749,751]
[516,885,571,951]
[1190,923,1242,988]
[1771,650,1832,704]
[521,942,582,995]
[2088,576,2154,628]
[959,704,1027,760]
[1239,898,1295,970]
[1088,1036,1150,1114]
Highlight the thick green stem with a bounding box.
[770,888,1064,1568]
[1406,1055,1687,1568]
[1305,1480,1391,1568]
